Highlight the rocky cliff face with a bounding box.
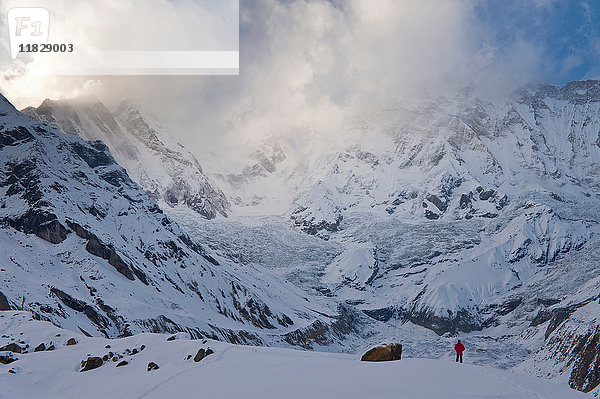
[21,97,229,220]
[202,81,600,338]
[0,93,359,348]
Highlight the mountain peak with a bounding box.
[0,93,338,346]
[21,95,230,219]
[0,93,22,117]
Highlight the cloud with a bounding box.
[559,55,584,78]
[0,0,553,161]
[0,0,237,108]
[201,0,545,153]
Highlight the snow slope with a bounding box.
[0,93,354,348]
[0,312,588,399]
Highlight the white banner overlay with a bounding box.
[34,51,240,75]
[2,1,239,76]
[8,8,50,59]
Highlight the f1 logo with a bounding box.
[8,8,50,59]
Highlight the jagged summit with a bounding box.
[22,97,229,219]
[1,93,31,120]
[0,94,360,347]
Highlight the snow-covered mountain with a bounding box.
[5,80,600,395]
[21,97,229,220]
[178,80,600,394]
[204,80,600,332]
[0,93,367,349]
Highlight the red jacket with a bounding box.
[455,342,465,354]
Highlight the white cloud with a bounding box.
[559,55,584,78]
[0,0,548,159]
[0,0,237,108]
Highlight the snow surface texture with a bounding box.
[0,312,588,399]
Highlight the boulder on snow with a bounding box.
[116,360,128,367]
[360,343,402,362]
[80,357,103,372]
[34,343,46,352]
[194,348,214,362]
[194,348,206,362]
[66,338,77,346]
[0,343,22,353]
[0,290,10,310]
[0,353,17,365]
[147,362,159,371]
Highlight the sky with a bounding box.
[474,0,600,83]
[0,0,599,156]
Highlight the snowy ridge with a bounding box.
[0,93,357,348]
[21,97,229,220]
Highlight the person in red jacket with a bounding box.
[454,340,465,363]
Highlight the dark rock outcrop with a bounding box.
[361,343,403,362]
[426,194,447,212]
[66,338,77,346]
[0,291,11,310]
[193,348,213,362]
[569,326,600,392]
[544,309,573,340]
[147,362,159,371]
[66,220,141,283]
[5,210,68,244]
[80,356,103,372]
[0,353,17,365]
[85,234,134,281]
[292,214,343,236]
[403,308,483,336]
[0,126,34,148]
[50,288,111,330]
[70,141,113,169]
[283,320,332,349]
[0,343,22,353]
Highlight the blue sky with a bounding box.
[475,0,600,84]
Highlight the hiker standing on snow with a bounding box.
[454,340,465,363]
